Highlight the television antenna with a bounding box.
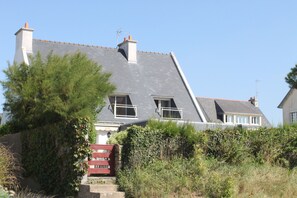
[116,29,122,46]
[255,79,260,98]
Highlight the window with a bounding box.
[290,112,297,123]
[236,116,249,124]
[154,98,182,119]
[225,115,233,123]
[223,114,261,125]
[251,116,260,125]
[109,95,137,118]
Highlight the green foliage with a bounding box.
[199,125,297,168]
[205,173,234,198]
[2,52,115,131]
[121,121,201,169]
[285,64,297,88]
[21,118,91,196]
[0,123,13,137]
[0,186,9,198]
[117,158,206,198]
[0,144,19,189]
[202,128,252,165]
[119,122,297,197]
[107,131,128,145]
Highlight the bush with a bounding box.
[21,118,91,196]
[199,125,297,167]
[121,121,202,169]
[0,123,13,137]
[107,131,128,145]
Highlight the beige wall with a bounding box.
[282,89,297,124]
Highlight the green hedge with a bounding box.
[201,125,297,167]
[121,121,202,169]
[21,118,91,196]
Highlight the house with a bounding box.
[10,23,207,143]
[278,88,297,124]
[197,96,271,128]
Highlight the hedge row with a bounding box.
[121,120,201,169]
[21,118,91,196]
[201,125,297,168]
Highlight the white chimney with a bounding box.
[14,22,33,64]
[118,35,137,64]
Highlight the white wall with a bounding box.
[282,89,297,124]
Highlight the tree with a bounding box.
[2,52,115,131]
[285,64,297,89]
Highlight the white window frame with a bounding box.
[154,98,183,120]
[109,95,137,119]
[290,111,297,124]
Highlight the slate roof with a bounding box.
[196,97,271,127]
[31,39,204,124]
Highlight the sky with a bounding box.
[1,0,297,126]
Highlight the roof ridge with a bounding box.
[197,96,249,103]
[34,39,117,50]
[34,39,169,55]
[138,50,169,55]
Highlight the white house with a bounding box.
[278,88,297,124]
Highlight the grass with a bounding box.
[117,158,297,198]
[0,143,19,189]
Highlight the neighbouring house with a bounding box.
[278,88,297,124]
[197,96,271,128]
[6,22,208,143]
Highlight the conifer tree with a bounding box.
[285,64,297,89]
[2,52,115,131]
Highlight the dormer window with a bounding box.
[223,114,261,125]
[154,98,182,119]
[109,95,137,118]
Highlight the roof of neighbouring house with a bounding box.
[31,39,205,124]
[196,97,271,126]
[278,88,296,108]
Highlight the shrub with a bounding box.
[202,128,252,165]
[21,118,91,196]
[0,123,13,137]
[107,131,128,145]
[121,121,201,169]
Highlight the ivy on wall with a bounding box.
[21,118,91,196]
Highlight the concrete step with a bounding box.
[77,191,125,198]
[78,177,125,198]
[87,177,116,185]
[98,191,125,198]
[80,184,119,193]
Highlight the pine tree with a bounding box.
[2,52,115,131]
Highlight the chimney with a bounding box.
[118,35,137,64]
[249,97,259,107]
[14,22,34,64]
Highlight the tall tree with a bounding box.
[285,64,297,89]
[2,52,115,130]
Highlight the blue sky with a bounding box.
[1,1,296,125]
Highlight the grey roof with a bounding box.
[32,39,203,124]
[196,97,221,123]
[197,97,271,127]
